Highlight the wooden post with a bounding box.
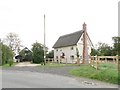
[77,57,80,66]
[90,56,92,65]
[96,55,98,70]
[59,57,61,64]
[105,57,107,63]
[113,57,115,63]
[52,58,54,63]
[97,56,99,64]
[66,58,67,64]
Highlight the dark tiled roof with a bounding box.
[53,30,84,48]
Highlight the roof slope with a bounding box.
[53,30,84,48]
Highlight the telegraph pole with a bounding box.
[44,14,46,65]
[0,39,2,65]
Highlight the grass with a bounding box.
[2,62,17,68]
[38,63,77,68]
[69,63,119,84]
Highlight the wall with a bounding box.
[54,45,78,63]
[54,34,92,64]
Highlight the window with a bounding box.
[70,55,74,60]
[81,38,83,41]
[56,56,58,59]
[71,47,74,50]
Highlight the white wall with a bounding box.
[77,34,92,56]
[54,34,92,63]
[54,45,78,63]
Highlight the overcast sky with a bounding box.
[0,0,119,50]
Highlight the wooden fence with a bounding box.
[90,55,120,70]
[46,58,54,63]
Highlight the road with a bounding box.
[2,70,118,88]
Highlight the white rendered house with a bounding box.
[53,23,93,63]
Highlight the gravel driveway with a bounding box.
[2,65,118,88]
[2,66,78,77]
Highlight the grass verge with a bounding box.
[2,63,17,68]
[38,63,77,68]
[69,63,118,84]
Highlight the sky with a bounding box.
[0,0,119,51]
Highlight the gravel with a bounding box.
[2,66,78,77]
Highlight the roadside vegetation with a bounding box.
[69,63,119,84]
[2,62,17,68]
[38,63,77,68]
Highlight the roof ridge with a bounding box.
[53,30,84,48]
[60,30,83,37]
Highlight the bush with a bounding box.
[8,59,13,66]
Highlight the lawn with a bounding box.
[69,63,119,84]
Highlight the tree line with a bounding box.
[91,37,120,56]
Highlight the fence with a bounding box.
[46,58,54,63]
[90,55,120,70]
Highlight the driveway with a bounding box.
[2,70,118,88]
[14,62,40,67]
[2,65,118,88]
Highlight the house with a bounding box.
[53,23,93,64]
[15,47,32,62]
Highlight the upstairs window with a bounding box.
[71,47,74,50]
[81,38,83,41]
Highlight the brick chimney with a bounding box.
[82,22,88,64]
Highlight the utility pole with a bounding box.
[44,14,46,65]
[0,39,2,65]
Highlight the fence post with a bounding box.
[105,57,107,63]
[90,56,92,65]
[65,58,67,64]
[98,56,99,64]
[52,58,54,63]
[113,57,115,63]
[96,55,98,70]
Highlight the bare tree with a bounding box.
[4,33,21,55]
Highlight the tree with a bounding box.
[91,42,113,56]
[112,36,120,55]
[31,42,44,64]
[90,48,98,56]
[2,43,13,65]
[46,50,54,58]
[4,33,21,55]
[97,42,113,56]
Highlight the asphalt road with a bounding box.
[2,70,118,88]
